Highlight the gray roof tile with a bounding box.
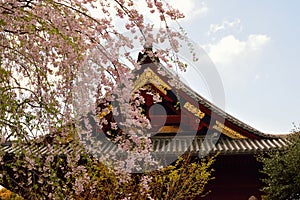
[1,136,290,158]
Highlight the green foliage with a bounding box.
[149,154,216,200]
[259,129,300,200]
[1,147,215,199]
[77,154,216,200]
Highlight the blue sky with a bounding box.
[162,1,300,134]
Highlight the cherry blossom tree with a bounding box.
[0,0,215,199]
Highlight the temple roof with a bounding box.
[0,49,289,158]
[135,49,279,140]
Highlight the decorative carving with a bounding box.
[183,102,205,119]
[213,120,247,139]
[158,126,179,133]
[133,67,171,94]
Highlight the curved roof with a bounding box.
[136,49,280,139]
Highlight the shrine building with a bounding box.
[0,48,290,200]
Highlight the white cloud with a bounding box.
[203,34,271,65]
[208,18,242,35]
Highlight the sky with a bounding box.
[167,0,300,134]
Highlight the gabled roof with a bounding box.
[135,49,279,140]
